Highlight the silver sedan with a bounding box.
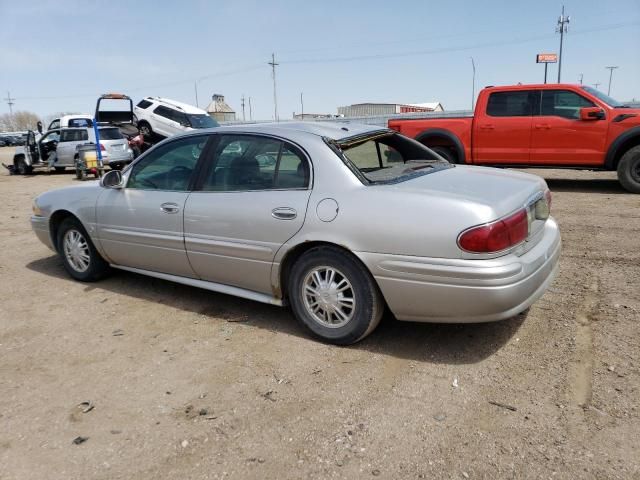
[31,122,561,344]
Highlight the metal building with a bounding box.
[337,101,444,118]
[206,94,236,122]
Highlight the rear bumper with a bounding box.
[102,151,133,165]
[356,218,561,323]
[31,215,56,251]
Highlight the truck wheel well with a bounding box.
[415,130,464,164]
[613,136,640,169]
[49,210,79,252]
[279,241,372,302]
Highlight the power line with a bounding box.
[556,5,570,82]
[605,66,619,95]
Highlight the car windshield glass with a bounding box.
[337,132,452,184]
[581,86,626,108]
[98,128,124,140]
[186,114,219,128]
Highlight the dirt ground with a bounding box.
[0,145,638,480]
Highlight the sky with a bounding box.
[0,0,639,121]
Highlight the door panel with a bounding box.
[530,89,608,165]
[184,190,310,294]
[96,189,194,276]
[473,90,535,164]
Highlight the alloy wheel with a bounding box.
[302,266,356,328]
[63,229,90,273]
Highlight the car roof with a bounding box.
[145,97,206,115]
[208,121,390,142]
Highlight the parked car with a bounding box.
[389,84,640,193]
[1,135,17,146]
[30,122,560,344]
[12,126,134,174]
[0,139,6,147]
[134,97,219,140]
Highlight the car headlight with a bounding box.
[32,200,43,216]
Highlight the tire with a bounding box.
[54,166,65,172]
[617,145,640,194]
[288,246,384,345]
[56,217,110,282]
[430,146,457,164]
[138,121,153,141]
[15,157,33,175]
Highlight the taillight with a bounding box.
[458,209,529,253]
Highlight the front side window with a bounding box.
[540,90,595,119]
[186,114,218,129]
[201,135,309,191]
[60,129,88,142]
[337,132,450,184]
[127,135,208,191]
[486,91,535,117]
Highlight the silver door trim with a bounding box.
[111,264,284,306]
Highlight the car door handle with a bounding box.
[160,202,180,214]
[271,207,297,220]
[479,124,494,130]
[534,123,551,129]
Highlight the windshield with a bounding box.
[582,86,626,108]
[336,132,452,184]
[98,128,124,140]
[186,114,219,129]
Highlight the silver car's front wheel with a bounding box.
[57,217,110,282]
[289,246,384,345]
[302,266,356,328]
[63,229,90,273]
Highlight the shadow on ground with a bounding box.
[545,177,626,194]
[27,255,525,365]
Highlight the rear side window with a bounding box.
[137,99,153,109]
[200,135,309,191]
[486,91,535,117]
[154,105,173,119]
[60,129,89,142]
[540,90,595,119]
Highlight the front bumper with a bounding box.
[31,215,56,252]
[357,218,561,323]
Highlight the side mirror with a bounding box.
[37,121,43,134]
[580,107,605,121]
[100,169,123,189]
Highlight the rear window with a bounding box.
[98,128,124,140]
[68,118,92,127]
[486,91,535,117]
[137,99,153,109]
[335,132,451,185]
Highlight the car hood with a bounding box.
[383,165,547,218]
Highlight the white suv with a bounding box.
[133,97,219,140]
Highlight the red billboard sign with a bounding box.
[536,53,558,63]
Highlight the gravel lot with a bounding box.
[1,145,638,480]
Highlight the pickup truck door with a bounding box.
[56,129,89,165]
[25,131,39,164]
[473,90,535,164]
[530,89,608,165]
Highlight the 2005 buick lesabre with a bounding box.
[31,122,561,344]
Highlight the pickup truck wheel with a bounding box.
[288,247,384,345]
[15,157,33,175]
[430,146,457,164]
[57,218,110,281]
[617,145,640,194]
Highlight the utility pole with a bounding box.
[556,6,570,83]
[268,53,279,121]
[194,81,199,108]
[300,92,304,120]
[241,94,246,122]
[605,66,619,95]
[4,91,15,115]
[593,82,601,90]
[579,73,584,85]
[470,57,476,110]
[248,97,253,121]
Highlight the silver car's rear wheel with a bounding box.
[63,229,90,273]
[302,266,356,328]
[288,246,384,345]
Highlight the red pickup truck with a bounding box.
[388,84,640,193]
